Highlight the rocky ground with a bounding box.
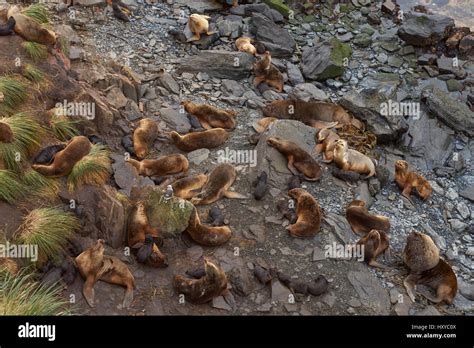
[1,0,473,316]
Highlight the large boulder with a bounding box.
[262,0,291,17]
[397,12,455,46]
[289,83,329,102]
[301,39,352,81]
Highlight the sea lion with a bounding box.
[333,139,376,178]
[32,144,66,165]
[0,16,15,36]
[185,207,231,246]
[253,171,268,200]
[187,14,215,42]
[127,201,160,248]
[207,206,225,227]
[395,160,432,202]
[75,239,135,308]
[254,264,272,284]
[308,275,329,296]
[0,122,13,143]
[253,51,284,93]
[173,258,228,304]
[253,117,277,134]
[112,2,130,22]
[286,188,321,238]
[181,101,236,130]
[171,173,208,200]
[262,100,363,129]
[235,36,256,55]
[403,232,457,304]
[133,118,158,159]
[356,229,390,268]
[345,200,390,236]
[315,128,340,163]
[191,164,247,205]
[267,137,321,181]
[170,128,229,152]
[277,199,297,224]
[31,136,91,177]
[7,7,56,45]
[136,235,168,268]
[126,154,189,177]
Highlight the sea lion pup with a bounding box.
[267,137,321,181]
[136,235,168,268]
[345,200,390,236]
[277,199,297,224]
[75,239,135,308]
[133,118,158,159]
[31,136,91,177]
[333,139,376,178]
[173,258,228,304]
[262,100,363,130]
[253,117,277,134]
[315,128,340,163]
[127,202,161,248]
[395,160,432,202]
[126,154,189,177]
[191,163,247,205]
[181,101,237,130]
[402,232,457,304]
[32,144,66,165]
[7,7,56,45]
[185,207,231,246]
[0,122,13,143]
[355,229,390,268]
[235,36,256,55]
[0,17,15,36]
[253,171,268,200]
[187,14,216,42]
[171,173,208,200]
[207,206,225,227]
[286,188,321,238]
[170,128,229,152]
[253,51,284,92]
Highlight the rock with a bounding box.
[323,213,354,245]
[397,12,455,46]
[186,245,203,261]
[229,266,254,297]
[289,83,329,102]
[380,40,400,52]
[355,181,373,208]
[174,0,222,12]
[286,62,305,86]
[271,280,293,303]
[249,13,296,58]
[381,0,397,15]
[112,156,153,196]
[244,225,266,243]
[422,224,446,251]
[312,246,326,261]
[157,70,180,95]
[73,0,103,6]
[159,108,191,133]
[456,202,470,220]
[301,38,352,81]
[262,0,291,17]
[414,305,441,316]
[222,79,246,97]
[422,87,474,137]
[458,279,474,300]
[446,79,463,92]
[177,51,255,80]
[460,186,474,202]
[436,55,466,79]
[353,33,372,48]
[449,219,468,233]
[106,87,128,109]
[187,148,210,165]
[347,269,390,314]
[212,295,233,311]
[459,34,474,58]
[54,24,81,45]
[217,19,243,38]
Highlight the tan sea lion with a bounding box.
[171,173,208,200]
[403,231,457,304]
[315,128,340,163]
[127,201,160,248]
[75,239,135,308]
[7,6,56,45]
[185,207,231,246]
[190,163,247,205]
[188,14,216,42]
[253,117,277,133]
[170,128,229,152]
[173,258,228,304]
[31,136,91,177]
[181,101,237,130]
[133,118,158,159]
[253,51,284,92]
[333,139,376,178]
[0,121,13,143]
[286,188,321,238]
[235,36,256,55]
[356,229,390,268]
[345,200,390,236]
[395,160,432,202]
[126,154,188,177]
[267,136,321,181]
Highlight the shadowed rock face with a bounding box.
[397,12,455,47]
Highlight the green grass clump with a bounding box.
[22,64,44,84]
[22,4,50,25]
[0,170,25,203]
[50,114,80,142]
[0,77,27,116]
[22,41,48,61]
[67,144,111,191]
[22,169,60,199]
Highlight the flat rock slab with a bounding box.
[174,0,223,12]
[347,268,390,314]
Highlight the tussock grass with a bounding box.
[22,4,50,25]
[22,170,60,199]
[50,114,80,142]
[0,114,43,172]
[22,64,44,84]
[22,41,48,61]
[67,144,111,191]
[58,36,70,56]
[14,208,79,262]
[0,77,27,116]
[0,170,25,203]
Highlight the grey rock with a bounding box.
[347,269,390,314]
[414,305,441,315]
[271,280,293,303]
[460,186,474,202]
[174,0,222,12]
[397,12,455,46]
[289,83,329,102]
[187,148,210,165]
[222,79,246,97]
[458,279,474,300]
[323,213,354,245]
[159,107,191,133]
[286,62,305,86]
[437,55,466,79]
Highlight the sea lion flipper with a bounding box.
[403,275,417,303]
[83,276,97,307]
[122,288,134,308]
[223,190,247,199]
[368,260,388,269]
[187,34,200,42]
[416,285,442,304]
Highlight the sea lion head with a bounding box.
[203,258,226,285]
[92,239,105,256]
[367,229,381,241]
[266,136,281,147]
[288,187,305,200]
[395,160,408,173]
[403,231,440,272]
[170,131,182,143]
[348,199,366,208]
[317,128,332,142]
[334,139,348,152]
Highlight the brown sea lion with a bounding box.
[345,200,390,236]
[75,239,135,308]
[185,207,231,246]
[286,188,321,238]
[31,136,91,177]
[0,17,15,36]
[252,117,277,134]
[262,100,363,129]
[356,229,390,268]
[403,231,457,304]
[136,235,168,268]
[0,121,13,143]
[127,201,160,247]
[315,128,340,163]
[133,118,158,159]
[173,258,228,304]
[235,36,256,55]
[395,160,432,202]
[7,6,56,45]
[170,128,229,152]
[187,14,216,42]
[171,173,208,200]
[333,139,376,178]
[127,154,189,177]
[267,136,321,181]
[253,51,284,92]
[181,101,237,130]
[191,164,246,205]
